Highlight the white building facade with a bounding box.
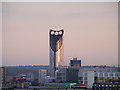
[78,67,119,88]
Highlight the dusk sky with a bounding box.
[2,2,118,66]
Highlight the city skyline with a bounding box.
[2,2,118,66]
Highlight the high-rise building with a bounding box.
[70,58,81,67]
[49,29,64,77]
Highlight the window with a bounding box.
[105,73,108,77]
[84,72,87,77]
[84,81,87,85]
[79,77,83,80]
[99,73,103,77]
[84,77,87,80]
[110,73,113,77]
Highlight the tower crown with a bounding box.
[50,29,64,52]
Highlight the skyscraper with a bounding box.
[49,29,64,77]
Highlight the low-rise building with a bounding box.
[78,66,119,88]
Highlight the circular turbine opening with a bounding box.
[51,31,54,35]
[55,32,58,35]
[59,31,62,35]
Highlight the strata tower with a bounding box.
[49,29,64,77]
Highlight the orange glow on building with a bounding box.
[56,40,60,67]
[57,41,60,62]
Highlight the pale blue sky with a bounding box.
[2,2,118,66]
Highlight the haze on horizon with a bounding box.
[2,2,118,66]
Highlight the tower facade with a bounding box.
[49,29,64,77]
